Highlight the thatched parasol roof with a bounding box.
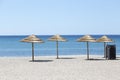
[96,35,113,42]
[77,35,96,42]
[21,34,44,43]
[48,34,67,42]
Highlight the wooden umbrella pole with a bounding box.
[32,42,34,61]
[56,41,59,59]
[87,42,89,60]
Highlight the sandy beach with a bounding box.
[0,55,120,80]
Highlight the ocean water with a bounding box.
[0,35,120,57]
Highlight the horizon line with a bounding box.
[0,34,119,36]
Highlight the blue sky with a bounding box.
[0,0,120,35]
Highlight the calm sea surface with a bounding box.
[0,35,120,57]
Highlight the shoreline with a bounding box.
[0,54,119,60]
[0,54,106,58]
[0,54,119,57]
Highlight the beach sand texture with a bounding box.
[0,55,120,80]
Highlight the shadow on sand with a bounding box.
[85,58,120,61]
[29,60,53,62]
[85,58,106,61]
[58,57,76,59]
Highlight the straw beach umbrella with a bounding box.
[48,34,67,59]
[21,34,44,61]
[77,35,96,60]
[96,35,113,58]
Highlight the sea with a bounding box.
[0,35,120,57]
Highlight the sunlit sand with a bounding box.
[0,55,120,80]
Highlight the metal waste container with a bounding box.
[106,45,116,60]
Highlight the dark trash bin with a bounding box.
[106,45,116,60]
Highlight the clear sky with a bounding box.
[0,0,120,35]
